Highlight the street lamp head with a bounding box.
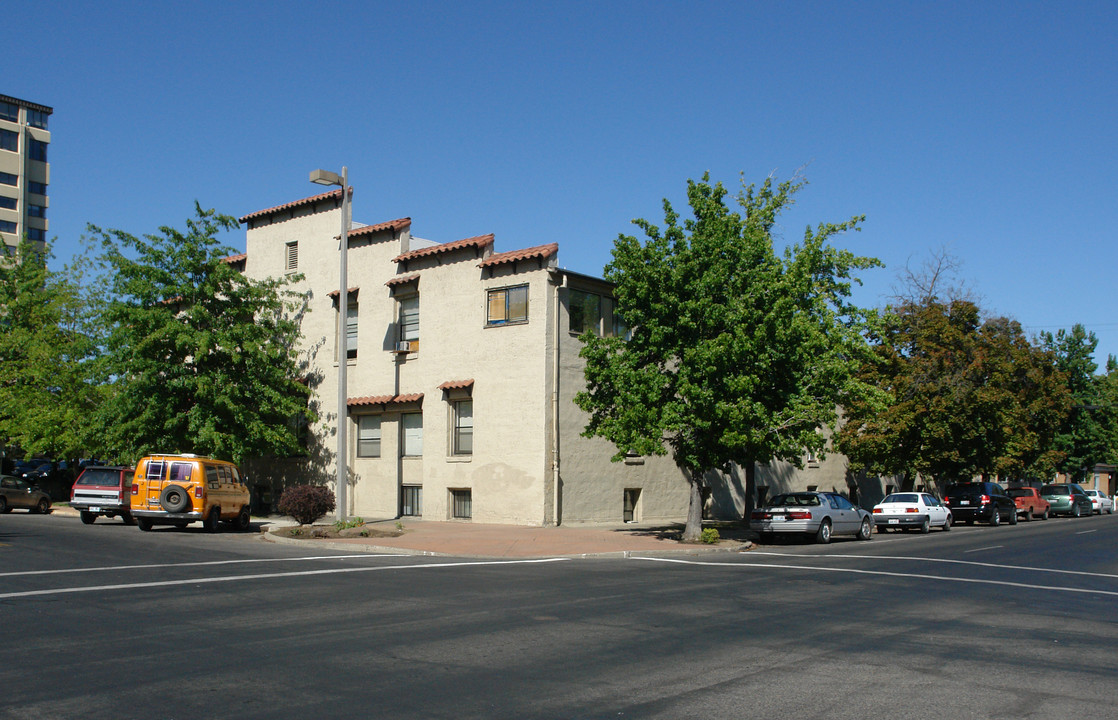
[309,169,344,187]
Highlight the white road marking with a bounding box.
[0,558,568,600]
[963,545,1004,553]
[1076,530,1098,535]
[632,556,1118,597]
[747,550,1118,580]
[0,554,387,578]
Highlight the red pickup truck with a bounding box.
[1006,486,1050,521]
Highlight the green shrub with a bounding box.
[700,527,720,544]
[276,485,336,525]
[334,517,366,531]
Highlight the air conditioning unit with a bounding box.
[394,341,412,353]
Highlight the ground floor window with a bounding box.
[623,488,641,523]
[450,489,472,519]
[401,485,422,516]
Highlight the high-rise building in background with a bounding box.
[0,94,52,255]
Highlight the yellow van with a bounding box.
[130,454,251,532]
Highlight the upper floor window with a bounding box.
[0,129,16,152]
[0,102,17,122]
[611,311,631,340]
[27,228,45,242]
[27,110,48,130]
[0,172,16,187]
[29,139,47,162]
[28,181,47,196]
[486,284,528,326]
[28,204,46,219]
[0,196,15,210]
[357,415,381,457]
[336,298,358,360]
[285,241,298,272]
[452,399,473,456]
[0,220,16,234]
[401,413,423,457]
[569,289,602,335]
[399,295,419,342]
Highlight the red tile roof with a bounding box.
[385,273,420,288]
[347,393,424,408]
[479,242,558,268]
[350,218,411,238]
[437,379,474,391]
[221,253,247,264]
[238,188,346,223]
[326,286,360,299]
[393,234,495,263]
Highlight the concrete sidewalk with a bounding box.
[264,518,754,558]
[50,505,752,558]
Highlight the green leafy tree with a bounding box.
[837,298,1069,487]
[0,239,106,466]
[1042,325,1114,479]
[576,174,882,542]
[86,204,312,464]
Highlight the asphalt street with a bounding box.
[3,511,1117,719]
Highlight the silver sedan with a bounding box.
[750,491,873,544]
[0,474,53,514]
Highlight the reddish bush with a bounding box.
[276,484,336,525]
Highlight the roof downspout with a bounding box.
[550,272,564,526]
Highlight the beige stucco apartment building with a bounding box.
[237,189,875,525]
[0,94,51,255]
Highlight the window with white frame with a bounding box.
[285,241,298,272]
[452,399,473,456]
[357,415,381,457]
[336,298,358,360]
[486,284,528,326]
[401,412,423,457]
[398,295,419,342]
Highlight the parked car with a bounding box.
[71,466,136,525]
[0,474,52,513]
[1006,486,1050,521]
[130,454,251,532]
[872,492,952,533]
[750,491,873,544]
[943,482,1018,526]
[1083,489,1113,515]
[13,458,70,501]
[1039,483,1093,518]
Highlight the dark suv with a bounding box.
[944,482,1018,526]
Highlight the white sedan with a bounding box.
[1084,489,1114,515]
[873,492,952,533]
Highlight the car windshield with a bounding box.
[768,493,821,507]
[882,493,918,504]
[1041,486,1069,496]
[1006,488,1033,498]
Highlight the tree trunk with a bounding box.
[682,470,704,543]
[744,460,757,519]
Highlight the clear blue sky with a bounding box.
[9,1,1118,362]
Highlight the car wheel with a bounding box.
[137,518,154,532]
[942,514,952,531]
[920,516,930,534]
[159,485,192,513]
[758,531,773,544]
[876,525,888,534]
[857,518,872,541]
[1072,504,1082,518]
[232,506,251,531]
[35,498,50,514]
[0,497,7,513]
[1022,508,1031,521]
[122,511,137,526]
[80,511,96,525]
[815,519,832,544]
[1108,506,1113,515]
[1009,508,1018,525]
[203,507,220,533]
[1042,508,1049,520]
[990,507,1000,527]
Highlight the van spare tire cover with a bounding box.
[160,485,191,513]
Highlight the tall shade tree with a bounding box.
[0,240,105,466]
[576,174,882,542]
[86,205,312,464]
[1042,325,1113,479]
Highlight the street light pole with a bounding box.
[310,167,350,522]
